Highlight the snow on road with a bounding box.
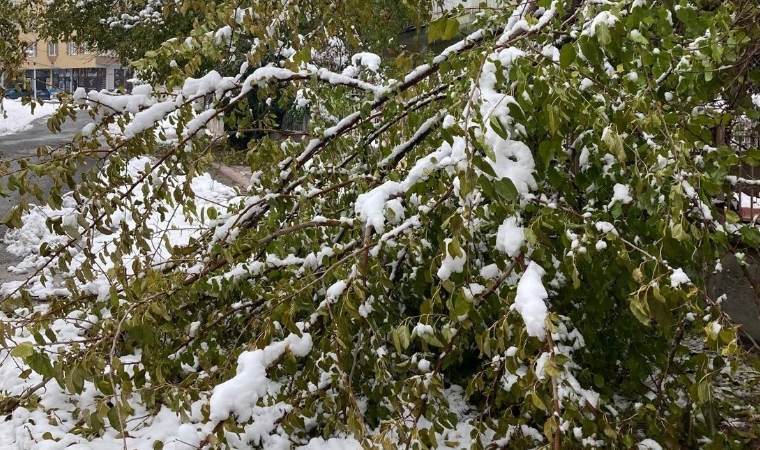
[0,99,59,136]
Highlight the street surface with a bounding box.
[0,110,92,287]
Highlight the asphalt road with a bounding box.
[0,110,93,287]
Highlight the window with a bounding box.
[25,41,36,57]
[68,42,77,55]
[81,43,91,54]
[48,42,57,57]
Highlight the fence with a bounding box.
[729,116,760,221]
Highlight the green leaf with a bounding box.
[725,210,740,224]
[596,22,612,46]
[493,178,518,202]
[11,342,34,358]
[671,223,687,241]
[428,17,447,43]
[0,197,27,229]
[538,140,556,168]
[450,294,471,320]
[108,405,124,432]
[392,325,410,353]
[472,156,497,178]
[529,391,547,411]
[490,116,509,140]
[442,18,460,41]
[629,30,649,45]
[629,293,650,325]
[559,44,575,68]
[602,126,625,161]
[27,352,54,377]
[740,226,760,247]
[546,103,559,136]
[579,37,602,66]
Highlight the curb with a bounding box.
[211,163,251,189]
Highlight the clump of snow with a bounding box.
[350,52,381,72]
[582,11,619,37]
[182,70,237,99]
[124,98,181,138]
[437,238,466,280]
[488,139,537,195]
[354,181,402,233]
[300,437,362,450]
[670,268,691,288]
[734,192,760,209]
[611,183,633,204]
[480,263,500,280]
[413,322,434,337]
[325,280,347,301]
[637,439,663,450]
[474,44,538,198]
[595,221,618,235]
[496,217,525,257]
[210,332,312,422]
[513,262,549,340]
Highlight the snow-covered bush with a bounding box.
[1,0,760,448]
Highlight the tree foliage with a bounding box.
[2,0,760,448]
[0,0,31,88]
[39,0,427,64]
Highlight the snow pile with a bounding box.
[0,99,59,136]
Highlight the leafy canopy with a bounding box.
[39,0,427,63]
[1,0,760,449]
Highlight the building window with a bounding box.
[48,42,57,57]
[26,42,36,57]
[81,43,91,54]
[68,42,77,55]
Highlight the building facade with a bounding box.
[15,33,132,92]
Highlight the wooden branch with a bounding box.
[256,219,347,247]
[546,332,562,450]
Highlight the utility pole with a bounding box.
[32,56,37,102]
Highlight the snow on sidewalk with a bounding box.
[0,99,59,136]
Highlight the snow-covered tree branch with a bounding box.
[1,0,760,448]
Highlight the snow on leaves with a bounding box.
[1,0,759,448]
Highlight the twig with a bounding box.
[546,332,562,450]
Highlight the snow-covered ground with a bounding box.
[1,156,240,299]
[0,99,59,136]
[0,157,245,449]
